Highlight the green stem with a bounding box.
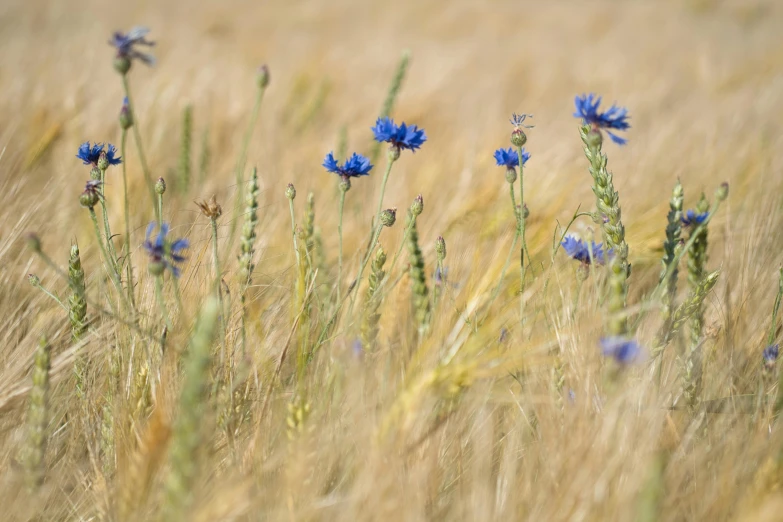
[120,129,135,308]
[154,276,171,330]
[158,193,164,225]
[98,167,119,275]
[89,208,129,310]
[31,282,68,311]
[210,218,221,288]
[288,199,301,270]
[517,147,529,319]
[482,182,521,321]
[374,154,396,229]
[337,188,346,304]
[768,267,783,346]
[121,74,158,222]
[348,224,383,319]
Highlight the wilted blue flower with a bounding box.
[561,236,610,265]
[510,113,534,129]
[681,210,709,227]
[494,147,530,169]
[109,26,156,66]
[600,337,643,364]
[763,344,779,368]
[371,117,427,152]
[323,152,373,178]
[76,142,122,167]
[143,222,189,277]
[574,94,630,145]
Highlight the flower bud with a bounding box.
[119,98,133,130]
[155,177,167,195]
[97,151,109,171]
[521,204,530,220]
[257,65,271,89]
[435,236,446,261]
[148,260,166,277]
[285,183,296,200]
[113,56,131,75]
[80,189,100,209]
[586,129,603,149]
[411,194,424,217]
[715,182,729,202]
[388,145,401,162]
[380,208,397,227]
[339,177,351,193]
[511,128,527,147]
[90,167,102,181]
[28,274,41,287]
[505,167,517,184]
[25,233,42,252]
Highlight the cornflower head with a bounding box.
[561,236,610,265]
[600,337,643,365]
[109,26,155,73]
[371,117,427,155]
[143,222,189,277]
[509,113,534,147]
[79,180,103,209]
[323,152,373,186]
[494,147,530,169]
[119,97,133,129]
[681,209,709,227]
[763,344,779,371]
[574,94,630,145]
[76,142,121,167]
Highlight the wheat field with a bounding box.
[2,0,783,520]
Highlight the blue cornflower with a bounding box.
[143,222,189,277]
[574,94,630,145]
[76,142,122,167]
[323,152,373,178]
[681,210,709,227]
[600,337,643,365]
[109,26,156,66]
[494,147,530,169]
[371,117,427,152]
[763,344,779,368]
[561,236,610,265]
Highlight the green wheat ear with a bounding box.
[370,50,410,164]
[163,298,220,521]
[179,104,192,192]
[406,208,431,334]
[361,245,387,350]
[659,179,684,328]
[21,335,52,491]
[68,242,88,398]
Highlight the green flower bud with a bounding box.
[435,236,446,261]
[28,274,41,287]
[90,167,102,181]
[285,183,296,200]
[715,182,729,202]
[97,151,109,171]
[505,167,517,184]
[119,101,133,130]
[257,65,270,89]
[411,194,424,217]
[80,190,100,209]
[25,233,42,253]
[148,260,166,277]
[155,177,167,195]
[380,208,397,227]
[511,128,527,147]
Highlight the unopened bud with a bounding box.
[148,260,166,277]
[28,274,41,287]
[411,194,424,217]
[510,128,527,147]
[155,177,166,195]
[257,65,270,89]
[380,208,397,227]
[97,151,109,171]
[435,236,446,261]
[285,183,296,200]
[715,182,729,202]
[119,97,133,129]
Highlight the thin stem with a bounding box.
[347,224,383,319]
[120,129,135,307]
[337,188,346,304]
[517,147,529,319]
[31,282,68,311]
[89,208,129,310]
[158,193,164,225]
[374,154,396,228]
[98,167,119,274]
[121,74,158,222]
[482,182,521,322]
[768,267,783,346]
[288,199,301,270]
[154,276,171,330]
[210,218,221,288]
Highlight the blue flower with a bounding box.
[574,94,630,145]
[494,147,530,169]
[600,337,643,364]
[764,344,779,367]
[76,142,122,167]
[323,152,373,178]
[371,117,427,152]
[109,26,156,66]
[510,113,534,129]
[143,222,189,277]
[561,236,610,265]
[681,210,709,227]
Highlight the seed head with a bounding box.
[435,236,446,261]
[257,65,270,89]
[411,194,424,217]
[195,195,222,220]
[380,208,397,227]
[155,177,167,195]
[285,183,296,200]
